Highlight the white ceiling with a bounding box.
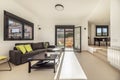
[13,0,110,24]
[88,0,110,24]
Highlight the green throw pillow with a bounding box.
[16,45,26,54]
[24,44,33,52]
[0,56,7,60]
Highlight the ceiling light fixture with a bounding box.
[55,4,64,11]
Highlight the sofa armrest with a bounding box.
[9,50,22,65]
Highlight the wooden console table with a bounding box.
[94,37,109,46]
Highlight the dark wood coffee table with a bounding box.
[27,52,59,73]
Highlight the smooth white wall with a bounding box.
[38,17,89,51]
[38,17,83,45]
[88,0,110,24]
[88,23,110,45]
[81,19,88,50]
[90,24,96,45]
[111,0,120,47]
[0,0,89,56]
[0,0,39,56]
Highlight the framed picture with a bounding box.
[4,11,34,40]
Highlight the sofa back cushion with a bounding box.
[15,43,33,46]
[32,42,44,50]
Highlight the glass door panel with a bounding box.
[74,27,81,52]
[55,25,76,50]
[57,29,64,47]
[65,29,73,48]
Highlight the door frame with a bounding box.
[55,25,75,48]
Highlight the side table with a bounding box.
[0,56,12,71]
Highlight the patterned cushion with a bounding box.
[24,44,33,52]
[16,45,26,54]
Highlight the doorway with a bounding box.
[55,25,74,48]
[55,25,81,52]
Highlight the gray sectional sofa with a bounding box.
[9,42,55,65]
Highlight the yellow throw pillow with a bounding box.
[16,45,26,54]
[0,56,7,60]
[24,44,33,52]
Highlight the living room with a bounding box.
[0,0,120,80]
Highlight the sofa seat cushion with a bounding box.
[21,49,46,58]
[29,49,46,54]
[47,48,54,52]
[21,49,46,63]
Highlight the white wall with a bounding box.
[35,16,89,51]
[81,19,88,50]
[86,0,110,46]
[111,0,120,47]
[88,23,110,45]
[38,17,89,51]
[88,0,110,24]
[90,24,96,45]
[38,17,83,45]
[0,0,89,56]
[0,0,39,56]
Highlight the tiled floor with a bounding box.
[0,51,120,80]
[76,51,120,80]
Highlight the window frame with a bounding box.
[4,11,34,40]
[96,25,109,36]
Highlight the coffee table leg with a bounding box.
[54,60,55,73]
[28,61,31,73]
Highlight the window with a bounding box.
[4,11,34,40]
[96,25,108,36]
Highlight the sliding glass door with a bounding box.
[56,28,64,47]
[55,25,74,48]
[65,29,74,48]
[74,27,81,52]
[55,25,81,52]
